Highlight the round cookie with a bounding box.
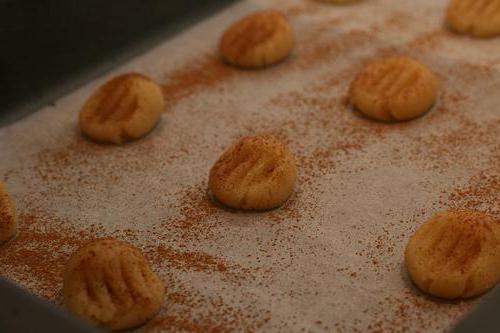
[63,238,165,330]
[405,210,500,299]
[349,56,440,122]
[209,135,297,211]
[0,182,16,244]
[79,73,164,144]
[447,0,500,37]
[220,10,295,68]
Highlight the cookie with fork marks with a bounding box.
[79,73,164,144]
[349,56,440,122]
[209,135,297,211]
[405,210,500,299]
[447,0,500,37]
[220,10,295,68]
[63,238,165,330]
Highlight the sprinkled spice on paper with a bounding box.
[1,0,499,332]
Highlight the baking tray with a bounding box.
[0,0,238,126]
[0,0,499,332]
[0,276,104,333]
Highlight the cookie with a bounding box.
[349,56,440,121]
[63,238,165,330]
[79,73,164,144]
[209,135,297,210]
[0,182,16,244]
[220,10,295,68]
[447,0,500,37]
[405,210,500,299]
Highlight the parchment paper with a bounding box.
[1,0,499,332]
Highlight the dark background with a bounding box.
[0,0,236,125]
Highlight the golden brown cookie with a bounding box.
[209,135,297,210]
[405,210,500,299]
[220,10,295,68]
[63,238,165,330]
[349,56,440,122]
[0,182,16,244]
[79,73,164,144]
[447,0,500,37]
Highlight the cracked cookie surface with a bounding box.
[79,73,164,144]
[63,238,165,330]
[405,210,500,299]
[209,135,297,211]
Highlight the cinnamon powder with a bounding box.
[161,55,236,109]
[0,1,499,332]
[0,211,96,302]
